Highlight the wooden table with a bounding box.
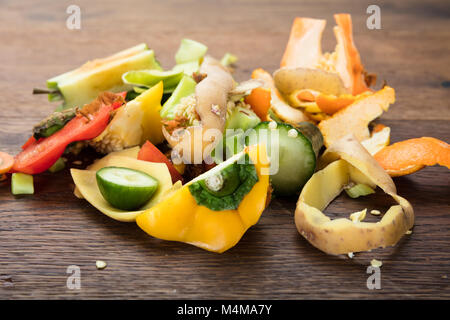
[0,0,449,299]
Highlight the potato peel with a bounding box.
[295,134,414,255]
[251,68,309,124]
[274,67,348,97]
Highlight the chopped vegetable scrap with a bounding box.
[0,152,14,174]
[318,86,395,147]
[280,14,370,95]
[250,68,309,125]
[13,92,125,174]
[4,14,448,257]
[41,43,161,110]
[136,144,270,253]
[71,155,172,222]
[138,140,183,183]
[374,137,450,176]
[295,135,414,255]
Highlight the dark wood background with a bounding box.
[0,0,449,299]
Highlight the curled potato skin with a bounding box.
[169,57,235,163]
[295,135,414,255]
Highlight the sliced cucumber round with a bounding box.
[245,121,317,196]
[96,166,159,211]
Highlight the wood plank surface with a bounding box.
[0,0,449,299]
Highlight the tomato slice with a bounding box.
[138,141,183,183]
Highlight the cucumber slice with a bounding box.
[293,121,324,157]
[96,166,159,211]
[11,173,34,195]
[246,121,316,196]
[188,152,258,211]
[211,131,246,163]
[198,163,241,197]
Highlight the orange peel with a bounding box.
[318,86,395,147]
[374,137,450,177]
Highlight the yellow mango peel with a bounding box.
[295,134,414,255]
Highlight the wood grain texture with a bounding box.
[0,0,449,299]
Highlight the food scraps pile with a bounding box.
[1,14,449,255]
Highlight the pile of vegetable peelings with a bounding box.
[1,14,449,254]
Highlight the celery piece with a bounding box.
[48,158,66,173]
[345,183,375,198]
[225,106,260,131]
[122,69,183,93]
[175,39,208,64]
[172,60,200,76]
[46,44,161,110]
[220,53,238,67]
[160,75,197,119]
[11,173,34,195]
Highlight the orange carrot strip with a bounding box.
[372,124,387,134]
[244,87,271,121]
[296,90,317,102]
[374,137,450,176]
[316,94,356,115]
[280,18,326,68]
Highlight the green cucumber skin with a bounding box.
[293,121,324,158]
[247,121,316,196]
[96,167,158,211]
[188,154,258,211]
[198,163,241,197]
